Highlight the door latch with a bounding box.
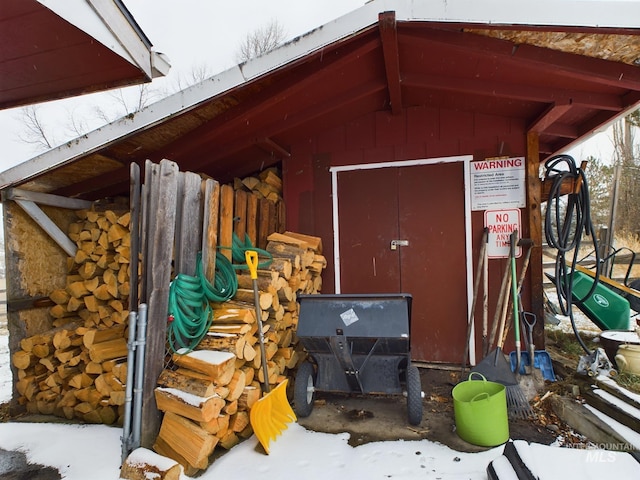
[390,239,409,250]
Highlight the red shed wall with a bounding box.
[283,105,531,364]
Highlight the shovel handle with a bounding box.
[246,250,259,280]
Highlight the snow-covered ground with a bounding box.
[1,286,639,479]
[1,420,640,480]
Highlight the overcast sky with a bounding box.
[0,0,366,173]
[0,0,625,174]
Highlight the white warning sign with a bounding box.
[484,209,521,258]
[470,157,526,211]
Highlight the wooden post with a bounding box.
[526,132,544,348]
[140,159,179,448]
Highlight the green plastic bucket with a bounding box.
[452,372,509,447]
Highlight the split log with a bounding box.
[171,350,236,385]
[121,447,182,480]
[157,412,218,471]
[83,324,127,348]
[157,369,215,398]
[237,386,260,410]
[155,388,226,423]
[212,306,256,324]
[88,337,128,362]
[283,231,323,253]
[198,414,229,435]
[152,437,200,477]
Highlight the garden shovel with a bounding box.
[246,250,296,454]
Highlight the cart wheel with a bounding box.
[406,365,423,426]
[294,361,316,417]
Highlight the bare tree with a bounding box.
[169,63,214,92]
[65,106,90,138]
[16,105,56,151]
[94,84,156,124]
[611,113,640,237]
[236,19,286,63]
[583,155,614,227]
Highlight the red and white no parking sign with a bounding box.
[484,209,521,258]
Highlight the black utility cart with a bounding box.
[294,293,423,425]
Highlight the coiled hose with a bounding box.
[168,236,272,353]
[543,154,600,354]
[167,252,237,353]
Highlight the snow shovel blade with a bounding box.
[249,379,297,454]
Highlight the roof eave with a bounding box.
[2,0,638,190]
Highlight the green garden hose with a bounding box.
[168,252,237,353]
[168,237,272,353]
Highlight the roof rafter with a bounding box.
[180,79,387,172]
[402,73,622,110]
[163,37,381,160]
[528,101,573,134]
[379,11,402,115]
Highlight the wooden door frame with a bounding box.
[329,154,480,363]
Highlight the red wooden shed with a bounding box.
[0,0,169,109]
[2,0,640,365]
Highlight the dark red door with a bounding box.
[337,162,467,363]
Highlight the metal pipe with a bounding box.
[121,310,137,462]
[131,303,148,449]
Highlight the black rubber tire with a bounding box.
[406,364,423,426]
[294,361,316,418]
[628,279,640,314]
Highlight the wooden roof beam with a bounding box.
[379,12,402,115]
[528,101,573,134]
[164,38,380,160]
[402,72,622,110]
[182,79,387,172]
[255,137,291,158]
[512,43,640,91]
[543,123,579,139]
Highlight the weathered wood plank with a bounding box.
[140,159,179,449]
[246,193,258,247]
[129,162,141,309]
[257,197,271,250]
[175,172,203,276]
[201,179,220,282]
[219,184,234,261]
[234,189,248,241]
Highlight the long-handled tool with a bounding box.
[246,250,296,454]
[510,232,522,379]
[472,231,533,419]
[462,228,488,372]
[507,231,534,418]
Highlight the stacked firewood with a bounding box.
[150,231,325,475]
[11,207,131,423]
[235,167,283,203]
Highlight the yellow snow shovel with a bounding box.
[246,250,296,453]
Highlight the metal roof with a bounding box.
[1,0,639,198]
[0,0,170,110]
